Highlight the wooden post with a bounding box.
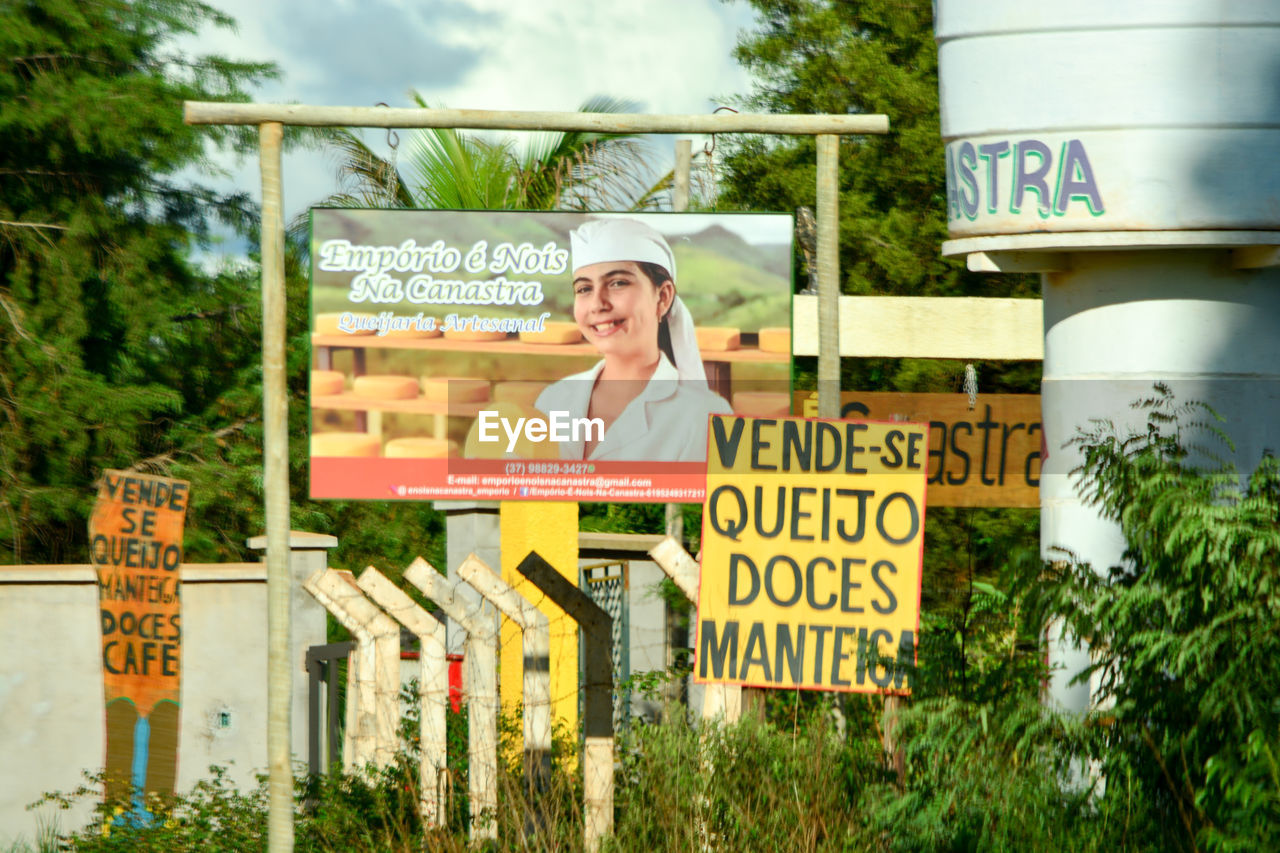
[665,138,692,548]
[356,567,448,827]
[457,554,552,829]
[515,551,613,853]
[816,133,840,420]
[673,138,692,213]
[883,694,906,782]
[259,119,292,853]
[302,570,401,770]
[648,536,741,722]
[404,558,499,844]
[186,102,889,135]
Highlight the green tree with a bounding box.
[0,0,275,563]
[724,0,953,296]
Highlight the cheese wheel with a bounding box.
[314,312,375,336]
[733,391,791,417]
[352,375,419,400]
[312,432,381,457]
[443,328,509,342]
[311,370,346,396]
[463,401,562,460]
[697,327,741,351]
[384,437,458,459]
[420,377,490,403]
[519,321,583,344]
[493,381,548,408]
[758,327,791,354]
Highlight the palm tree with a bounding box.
[316,92,670,213]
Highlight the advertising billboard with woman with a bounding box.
[309,209,792,502]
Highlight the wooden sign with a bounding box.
[697,415,927,693]
[795,392,1042,508]
[89,471,189,807]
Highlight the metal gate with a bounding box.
[305,641,352,776]
[581,560,629,729]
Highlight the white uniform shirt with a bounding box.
[534,354,733,462]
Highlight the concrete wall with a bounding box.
[0,533,330,845]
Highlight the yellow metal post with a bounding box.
[499,502,579,749]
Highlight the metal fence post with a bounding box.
[515,550,614,853]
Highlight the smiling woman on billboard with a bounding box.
[533,217,732,462]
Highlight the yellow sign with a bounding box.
[697,416,927,693]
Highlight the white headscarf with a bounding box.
[569,217,708,384]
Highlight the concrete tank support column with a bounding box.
[1040,251,1280,710]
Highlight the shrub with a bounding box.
[1028,389,1280,851]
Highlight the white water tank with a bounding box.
[938,0,1280,245]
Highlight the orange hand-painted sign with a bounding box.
[89,470,188,802]
[90,471,188,714]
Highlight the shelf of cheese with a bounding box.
[311,373,497,417]
[311,332,789,363]
[311,432,382,457]
[697,327,741,351]
[311,393,490,417]
[519,321,582,344]
[310,433,459,458]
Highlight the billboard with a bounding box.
[309,210,793,503]
[696,415,927,693]
[794,391,1042,507]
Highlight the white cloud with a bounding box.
[175,0,762,237]
[431,0,752,115]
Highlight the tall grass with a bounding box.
[34,697,1145,853]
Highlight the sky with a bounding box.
[179,0,765,257]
